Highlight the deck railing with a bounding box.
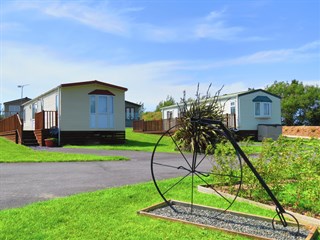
[35,111,58,130]
[224,113,236,129]
[0,114,23,143]
[133,114,236,133]
[133,118,179,133]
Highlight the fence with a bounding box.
[133,115,235,133]
[133,118,179,133]
[0,114,23,143]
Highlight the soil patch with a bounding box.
[282,126,320,139]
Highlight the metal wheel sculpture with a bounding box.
[151,118,300,234]
[151,121,243,216]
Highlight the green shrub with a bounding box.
[213,136,320,216]
[173,84,224,153]
[210,141,242,195]
[142,111,162,120]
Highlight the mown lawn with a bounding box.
[1,134,319,239]
[0,177,279,240]
[0,137,128,163]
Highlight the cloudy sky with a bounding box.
[1,0,319,111]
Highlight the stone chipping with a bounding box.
[149,204,310,240]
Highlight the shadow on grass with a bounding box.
[124,139,167,148]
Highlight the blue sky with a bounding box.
[1,0,319,111]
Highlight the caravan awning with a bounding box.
[252,96,272,102]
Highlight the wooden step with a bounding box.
[22,131,39,146]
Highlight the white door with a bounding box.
[90,95,114,129]
[97,96,107,128]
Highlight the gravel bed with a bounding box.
[149,203,309,240]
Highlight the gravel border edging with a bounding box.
[138,200,317,240]
[197,185,320,227]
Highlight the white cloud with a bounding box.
[220,82,248,94]
[5,1,264,43]
[205,9,226,21]
[45,3,130,35]
[302,80,320,86]
[0,41,249,110]
[296,41,320,52]
[194,8,247,41]
[180,41,320,70]
[10,0,131,36]
[0,22,26,32]
[194,21,243,40]
[2,40,318,110]
[230,41,320,64]
[0,41,190,110]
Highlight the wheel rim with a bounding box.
[151,122,243,216]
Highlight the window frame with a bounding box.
[126,107,135,120]
[230,101,236,115]
[254,102,271,118]
[32,103,38,119]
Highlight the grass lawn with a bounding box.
[0,137,128,163]
[238,140,262,154]
[0,178,281,240]
[65,128,262,154]
[1,135,319,239]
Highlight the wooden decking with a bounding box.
[0,111,58,146]
[34,111,58,146]
[0,114,23,144]
[35,111,58,130]
[133,114,236,133]
[133,118,179,134]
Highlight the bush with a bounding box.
[210,141,242,195]
[173,84,224,153]
[238,137,320,216]
[142,111,162,120]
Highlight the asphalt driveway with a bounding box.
[0,148,190,210]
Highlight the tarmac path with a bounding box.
[0,147,196,210]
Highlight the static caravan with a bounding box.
[22,80,127,145]
[161,89,282,140]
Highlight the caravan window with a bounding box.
[126,107,135,120]
[32,103,37,119]
[253,96,272,118]
[230,101,235,114]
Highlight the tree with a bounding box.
[142,111,162,120]
[155,95,176,112]
[137,102,145,118]
[303,86,320,125]
[266,80,320,125]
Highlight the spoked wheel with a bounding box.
[151,122,243,216]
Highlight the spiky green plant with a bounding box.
[173,83,224,153]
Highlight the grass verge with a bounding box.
[0,137,128,163]
[0,178,281,240]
